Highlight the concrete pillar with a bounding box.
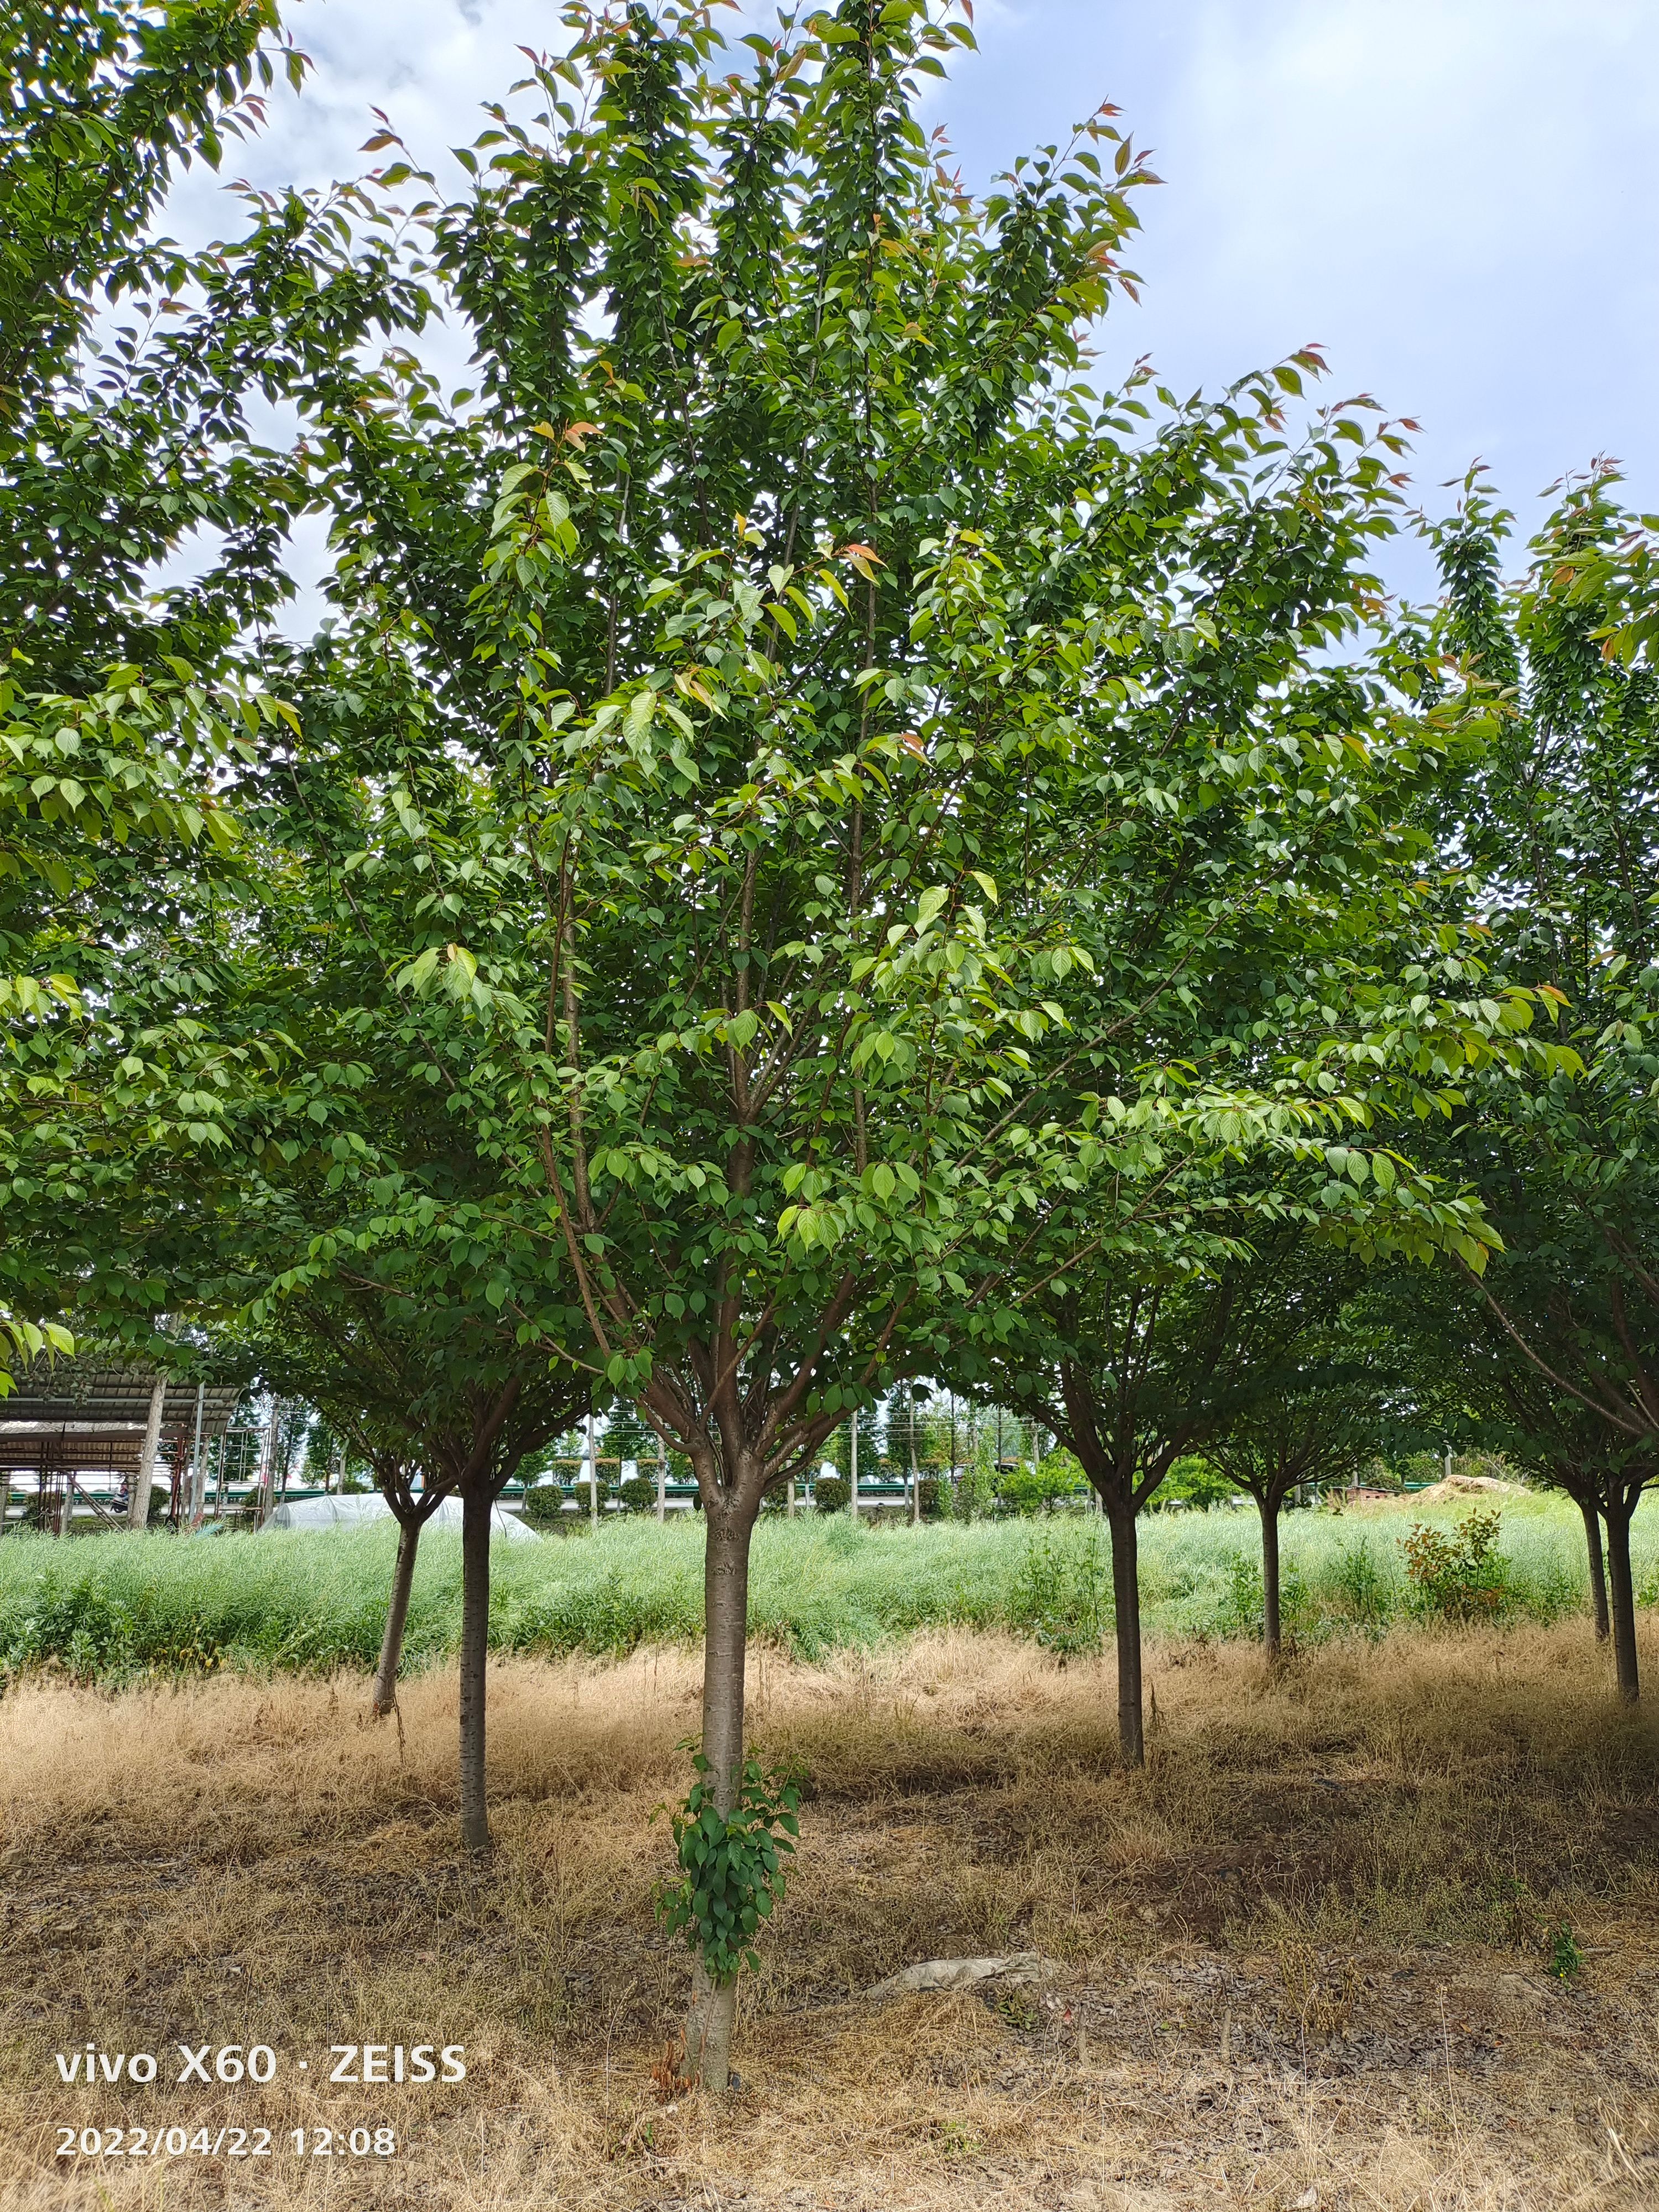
[186,1384,207,1530]
[128,1376,166,1530]
[253,1405,275,1527]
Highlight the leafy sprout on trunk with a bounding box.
[654,1746,802,1990]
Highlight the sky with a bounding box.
[160,0,1659,608]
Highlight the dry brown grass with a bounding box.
[3,1620,1659,2209]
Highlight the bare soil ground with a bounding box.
[3,1623,1658,2210]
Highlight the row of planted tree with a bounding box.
[6,0,1659,2086]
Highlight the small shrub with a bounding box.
[654,1747,801,1985]
[997,1466,1048,1517]
[1158,1453,1240,1510]
[1548,1920,1583,1983]
[619,1476,658,1515]
[1334,1540,1391,1625]
[951,1463,998,1521]
[1218,1551,1264,1639]
[999,1450,1086,1516]
[813,1476,849,1514]
[1011,1528,1110,1657]
[1488,1872,1545,1953]
[520,1483,566,1527]
[1401,1509,1507,1621]
[917,1476,943,1520]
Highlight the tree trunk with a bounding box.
[1579,1495,1610,1642]
[1104,1496,1144,1767]
[458,1486,493,1851]
[1259,1493,1282,1666]
[373,1517,421,1718]
[683,1496,755,2091]
[1604,1498,1641,1704]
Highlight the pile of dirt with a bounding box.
[1408,1472,1530,1505]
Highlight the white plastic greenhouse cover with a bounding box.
[264,1494,540,1541]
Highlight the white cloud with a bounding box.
[155,0,1659,604]
[952,1,1659,588]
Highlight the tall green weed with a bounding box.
[0,1491,1652,1683]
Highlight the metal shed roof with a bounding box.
[0,1361,244,1474]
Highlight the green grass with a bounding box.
[1,1491,1655,1683]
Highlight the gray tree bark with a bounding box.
[1604,1498,1641,1703]
[681,1495,755,2090]
[1579,1495,1610,1642]
[373,1517,421,1718]
[1104,1496,1144,1767]
[1259,1493,1283,1665]
[458,1486,494,1851]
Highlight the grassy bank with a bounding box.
[2,1490,1656,1683]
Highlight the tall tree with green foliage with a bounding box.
[158,0,1168,2084]
[249,1295,588,1836]
[1203,1295,1390,1662]
[0,0,430,1385]
[973,1197,1468,1758]
[9,0,1562,2088]
[187,0,1553,2070]
[2,0,294,1380]
[1418,468,1659,1697]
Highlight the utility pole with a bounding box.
[273,1401,294,1506]
[656,1432,667,1525]
[586,1409,599,1531]
[907,1382,920,1526]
